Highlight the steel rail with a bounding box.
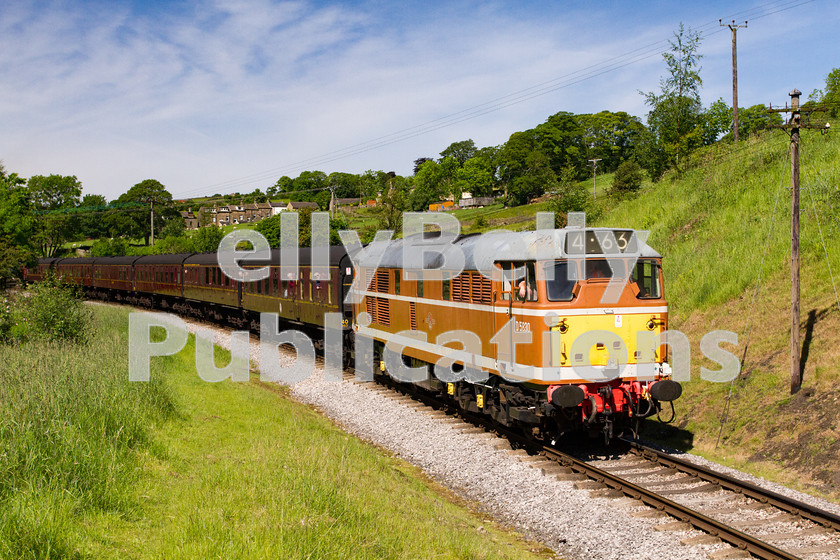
[626,440,840,533]
[542,446,801,560]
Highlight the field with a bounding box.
[0,304,552,559]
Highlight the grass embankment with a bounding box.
[588,129,840,498]
[0,303,551,559]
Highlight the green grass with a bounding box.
[0,305,177,559]
[0,304,551,559]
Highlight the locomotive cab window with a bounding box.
[496,261,537,302]
[545,261,577,302]
[584,259,626,280]
[632,259,662,299]
[516,261,538,302]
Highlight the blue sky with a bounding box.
[0,0,837,200]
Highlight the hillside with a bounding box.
[588,129,840,498]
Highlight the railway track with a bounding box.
[548,444,840,560]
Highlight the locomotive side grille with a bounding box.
[375,269,389,293]
[452,273,468,302]
[365,268,375,293]
[366,295,377,323]
[475,273,492,304]
[376,297,390,326]
[409,302,417,330]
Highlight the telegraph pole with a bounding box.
[789,89,801,394]
[720,19,747,141]
[769,89,830,394]
[588,158,601,200]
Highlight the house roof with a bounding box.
[287,201,319,209]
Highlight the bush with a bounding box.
[3,276,92,343]
[611,160,644,195]
[90,237,129,256]
[191,225,225,252]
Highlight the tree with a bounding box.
[191,225,225,253]
[534,111,586,178]
[611,161,645,195]
[439,139,477,165]
[507,151,556,206]
[413,157,434,175]
[641,23,704,175]
[809,66,840,117]
[548,166,587,227]
[159,215,187,238]
[737,104,782,136]
[700,98,732,144]
[116,179,174,245]
[0,163,36,281]
[0,163,35,248]
[327,172,361,199]
[410,159,458,210]
[27,174,83,257]
[456,155,495,198]
[498,130,556,206]
[269,176,293,197]
[376,174,410,233]
[77,194,109,239]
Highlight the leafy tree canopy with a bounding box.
[440,139,477,165]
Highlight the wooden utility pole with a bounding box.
[768,90,830,394]
[328,185,336,219]
[789,89,801,394]
[588,158,601,200]
[721,20,747,141]
[150,199,155,246]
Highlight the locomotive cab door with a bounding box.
[493,261,536,378]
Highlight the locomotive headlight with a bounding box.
[558,320,568,334]
[646,318,657,331]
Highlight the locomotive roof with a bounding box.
[360,228,661,271]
